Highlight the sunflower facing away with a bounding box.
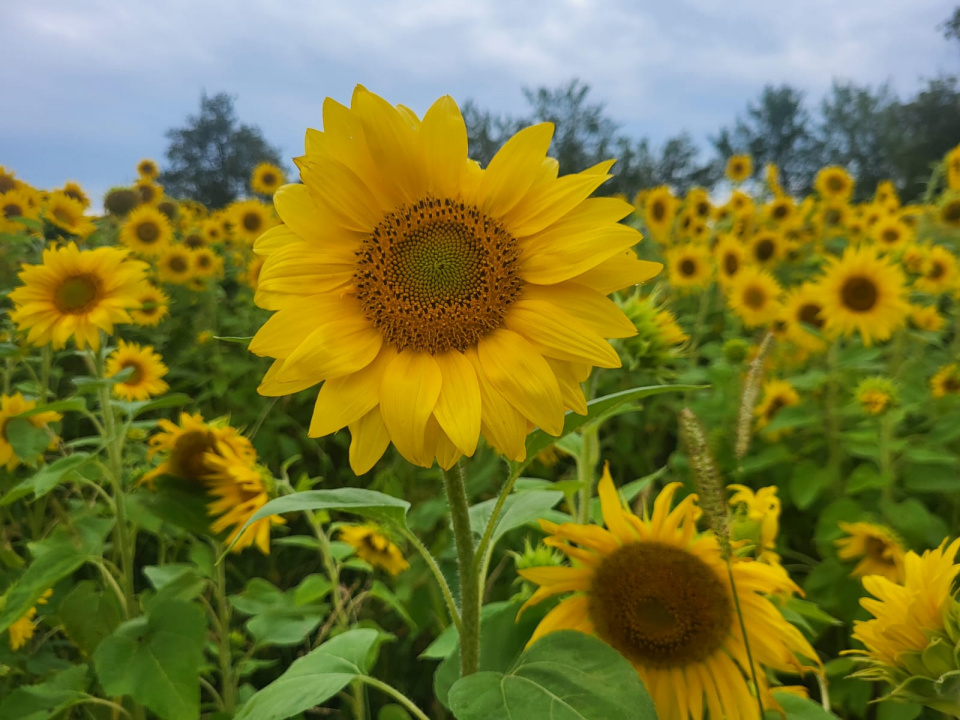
[120,205,173,256]
[105,340,169,401]
[251,162,286,195]
[44,191,96,239]
[836,521,906,583]
[338,524,410,576]
[520,466,820,720]
[0,393,61,471]
[9,243,148,351]
[249,87,661,473]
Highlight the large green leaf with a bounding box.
[469,490,563,545]
[114,393,192,419]
[5,418,52,465]
[224,488,410,554]
[234,628,382,720]
[15,398,87,417]
[1,453,93,506]
[448,630,655,719]
[58,580,123,656]
[515,385,702,475]
[229,577,328,647]
[94,598,207,720]
[765,692,841,719]
[0,664,89,719]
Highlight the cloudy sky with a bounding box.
[1,0,956,203]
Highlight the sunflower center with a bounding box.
[589,542,732,669]
[362,532,389,554]
[136,221,160,244]
[944,376,960,393]
[723,252,739,276]
[841,276,878,312]
[0,175,15,194]
[185,233,204,249]
[929,262,945,280]
[262,172,276,185]
[120,359,144,385]
[139,185,156,203]
[64,189,84,204]
[696,201,710,218]
[54,275,102,314]
[766,396,787,421]
[755,238,775,262]
[679,259,697,277]
[355,197,522,354]
[242,212,262,232]
[169,430,217,480]
[3,202,22,218]
[798,302,824,329]
[651,201,666,222]
[824,208,841,226]
[943,202,960,224]
[198,254,211,269]
[881,229,899,245]
[772,204,788,220]
[744,286,766,310]
[827,175,845,193]
[138,301,159,317]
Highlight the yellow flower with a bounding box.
[120,205,173,257]
[836,522,905,583]
[157,246,194,285]
[142,412,256,486]
[869,216,913,253]
[914,246,959,295]
[136,179,162,206]
[229,200,277,244]
[931,363,960,398]
[653,308,688,346]
[643,185,677,245]
[0,165,21,194]
[190,247,223,280]
[6,590,52,651]
[748,229,786,268]
[665,244,713,290]
[0,188,42,234]
[854,377,897,416]
[44,191,96,239]
[937,194,960,229]
[754,379,800,435]
[713,234,746,287]
[248,87,660,473]
[0,394,61,471]
[780,283,826,354]
[818,201,850,236]
[874,180,900,209]
[9,243,148,351]
[728,484,780,563]
[251,163,285,195]
[726,266,783,328]
[103,187,140,217]
[130,284,170,326]
[202,217,225,244]
[725,154,752,183]
[197,330,213,344]
[338,524,410,575]
[817,246,908,346]
[763,197,795,226]
[137,158,160,181]
[814,166,854,202]
[244,255,265,291]
[520,465,819,720]
[60,181,90,209]
[908,304,945,332]
[106,340,169,401]
[946,144,960,191]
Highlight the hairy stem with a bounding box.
[442,461,479,676]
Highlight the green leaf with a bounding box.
[142,564,207,607]
[765,692,840,719]
[368,580,416,630]
[234,628,382,720]
[377,705,413,720]
[846,463,886,494]
[0,664,90,719]
[901,446,958,465]
[902,462,958,492]
[515,385,702,475]
[58,580,123,656]
[15,398,86,417]
[214,335,253,344]
[230,577,327,647]
[448,630,656,720]
[114,393,193,418]
[5,418,52,465]
[94,598,207,720]
[224,488,410,555]
[789,461,838,510]
[469,490,563,545]
[2,453,93,506]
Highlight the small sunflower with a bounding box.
[727,484,780,563]
[727,190,753,216]
[106,340,169,401]
[136,179,162,206]
[900,244,928,274]
[836,522,905,583]
[937,195,960,230]
[44,191,96,239]
[755,379,800,434]
[931,363,960,399]
[685,187,712,220]
[946,144,960,191]
[780,284,827,354]
[230,199,276,244]
[817,247,908,346]
[120,205,173,256]
[191,247,223,280]
[339,524,410,575]
[815,166,854,201]
[130,284,170,326]
[9,243,148,350]
[766,163,784,196]
[0,188,41,234]
[643,186,677,244]
[854,377,897,416]
[748,229,785,267]
[869,216,913,253]
[142,412,256,486]
[137,158,160,180]
[157,246,194,285]
[818,201,850,235]
[201,217,224,244]
[914,246,959,295]
[763,197,795,226]
[726,266,783,328]
[725,154,752,183]
[157,198,179,221]
[6,589,52,651]
[908,304,945,332]
[251,162,286,195]
[665,244,713,290]
[183,230,206,250]
[713,234,745,286]
[60,181,90,208]
[874,180,900,209]
[0,394,62,471]
[0,166,20,194]
[520,466,819,720]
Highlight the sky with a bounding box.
[1,0,957,204]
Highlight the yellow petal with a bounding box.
[478,123,554,217]
[249,297,340,358]
[420,95,468,199]
[572,251,663,295]
[528,595,589,646]
[379,350,442,467]
[257,360,320,397]
[433,351,481,456]
[522,283,637,338]
[521,223,643,285]
[466,349,529,462]
[277,310,383,382]
[545,358,588,415]
[300,160,382,233]
[597,463,634,544]
[308,347,396,437]
[504,300,622,368]
[349,407,391,475]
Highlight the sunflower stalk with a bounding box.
[735,331,773,461]
[442,460,480,677]
[213,550,237,714]
[679,408,730,558]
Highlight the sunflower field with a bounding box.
[1,87,960,720]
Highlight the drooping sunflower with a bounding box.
[44,191,96,239]
[142,412,256,486]
[60,181,90,209]
[0,188,41,234]
[931,363,960,399]
[755,379,800,434]
[230,200,277,244]
[836,522,905,583]
[0,393,62,471]
[120,205,173,256]
[643,186,677,244]
[104,187,140,217]
[725,154,752,183]
[191,247,223,280]
[727,484,781,563]
[726,266,783,328]
[817,247,908,346]
[665,244,713,290]
[9,244,148,351]
[914,245,959,295]
[251,162,286,195]
[814,166,854,202]
[854,377,897,416]
[137,158,160,181]
[869,216,913,253]
[780,283,826,353]
[249,87,660,473]
[105,340,169,401]
[713,234,746,286]
[520,467,820,720]
[157,246,194,285]
[748,229,785,268]
[130,284,170,326]
[339,524,410,575]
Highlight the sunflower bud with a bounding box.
[722,338,750,364]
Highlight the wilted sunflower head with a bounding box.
[104,187,140,217]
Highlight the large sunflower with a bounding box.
[520,467,819,720]
[9,244,148,351]
[665,244,713,290]
[643,185,677,244]
[105,340,169,401]
[120,205,173,256]
[249,87,660,473]
[835,522,905,583]
[0,393,61,471]
[726,266,783,328]
[814,166,854,202]
[251,163,285,196]
[817,247,908,346]
[130,284,170,326]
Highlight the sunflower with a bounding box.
[665,244,713,290]
[0,393,62,471]
[763,197,795,226]
[104,187,140,217]
[727,484,780,563]
[874,180,900,209]
[244,255,265,291]
[726,266,783,328]
[836,522,905,583]
[201,217,224,244]
[44,191,96,239]
[914,246,959,295]
[0,188,41,234]
[6,589,52,651]
[142,412,256,486]
[862,203,888,231]
[854,377,897,416]
[814,166,854,201]
[817,247,908,346]
[0,166,19,194]
[818,201,850,236]
[725,155,752,183]
[183,230,206,250]
[713,235,746,286]
[120,205,173,256]
[520,467,819,720]
[727,190,753,216]
[105,340,169,401]
[137,158,160,180]
[869,216,913,253]
[339,524,410,575]
[9,244,148,351]
[643,186,677,244]
[900,244,927,274]
[136,179,162,206]
[931,363,960,398]
[685,187,712,220]
[908,304,945,332]
[251,162,286,195]
[938,196,960,230]
[755,379,800,435]
[130,284,170,326]
[249,87,660,473]
[157,246,194,285]
[191,247,223,279]
[202,441,283,554]
[230,200,276,244]
[748,230,785,268]
[765,163,784,196]
[780,283,826,354]
[60,181,90,208]
[157,198,179,221]
[946,144,960,191]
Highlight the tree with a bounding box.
[161,93,283,209]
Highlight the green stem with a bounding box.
[688,285,715,354]
[727,562,765,720]
[576,424,600,524]
[879,413,896,501]
[825,341,843,472]
[474,468,521,595]
[214,554,237,713]
[400,527,463,636]
[39,346,51,402]
[357,676,431,720]
[442,461,479,677]
[309,516,348,630]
